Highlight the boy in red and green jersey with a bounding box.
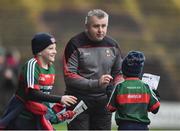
[0,33,77,130]
[107,51,160,130]
[17,57,55,98]
[16,57,75,124]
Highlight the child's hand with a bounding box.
[57,111,76,121]
[61,95,77,106]
[63,110,76,119]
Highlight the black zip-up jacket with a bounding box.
[63,32,123,97]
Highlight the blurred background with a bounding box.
[0,0,180,129]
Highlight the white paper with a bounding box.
[142,73,160,90]
[66,100,88,123]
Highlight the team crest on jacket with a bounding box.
[105,49,111,57]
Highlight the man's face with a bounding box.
[86,16,108,41]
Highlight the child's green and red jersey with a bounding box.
[107,77,160,125]
[16,57,55,99]
[13,57,68,124]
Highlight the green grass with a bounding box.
[53,122,67,130]
[53,122,118,130]
[53,123,160,130]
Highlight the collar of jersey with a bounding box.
[34,56,50,69]
[125,77,140,80]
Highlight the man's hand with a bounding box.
[61,95,77,106]
[99,74,113,88]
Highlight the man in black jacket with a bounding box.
[63,9,123,130]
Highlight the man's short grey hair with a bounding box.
[85,9,109,25]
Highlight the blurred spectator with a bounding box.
[4,49,21,90]
[0,47,6,86]
[0,47,6,115]
[0,48,21,116]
